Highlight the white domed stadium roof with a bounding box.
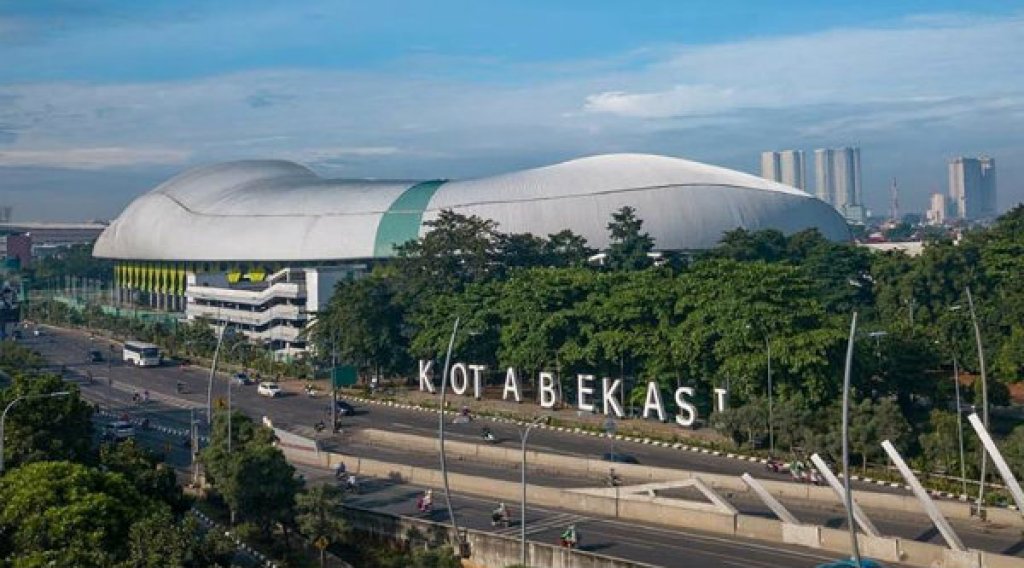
[93,153,850,261]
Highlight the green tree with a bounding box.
[0,373,93,469]
[605,206,655,270]
[543,229,597,268]
[100,439,187,514]
[311,275,408,380]
[200,411,301,541]
[0,461,161,567]
[296,485,348,567]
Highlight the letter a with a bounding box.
[503,367,522,403]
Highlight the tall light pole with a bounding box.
[520,415,548,567]
[207,321,232,425]
[438,317,462,553]
[952,354,968,497]
[965,287,989,517]
[224,341,248,455]
[1,391,71,474]
[841,312,862,568]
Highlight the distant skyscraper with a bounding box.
[760,150,805,190]
[761,151,780,183]
[926,192,947,225]
[949,156,997,219]
[813,149,834,205]
[814,146,863,221]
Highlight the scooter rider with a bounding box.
[491,502,509,526]
[560,524,578,548]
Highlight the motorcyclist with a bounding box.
[418,489,433,512]
[345,474,359,493]
[607,468,621,487]
[481,426,495,441]
[491,502,509,526]
[335,462,347,480]
[560,524,578,548]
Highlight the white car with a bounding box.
[257,382,281,398]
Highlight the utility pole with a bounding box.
[331,331,337,432]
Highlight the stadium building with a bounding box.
[93,153,850,357]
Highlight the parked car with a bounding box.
[257,382,281,397]
[233,372,254,386]
[104,420,135,441]
[328,399,355,416]
[88,349,104,362]
[601,452,639,464]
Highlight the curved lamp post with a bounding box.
[520,415,548,567]
[438,317,462,552]
[1,391,71,474]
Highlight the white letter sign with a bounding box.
[675,387,697,427]
[642,382,666,422]
[601,377,625,417]
[577,374,595,412]
[450,363,469,395]
[418,360,435,393]
[502,367,522,403]
[539,372,558,408]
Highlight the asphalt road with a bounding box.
[85,379,850,568]
[26,325,1024,561]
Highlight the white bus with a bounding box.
[123,341,161,367]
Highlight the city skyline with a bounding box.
[1,2,1023,221]
[949,156,997,220]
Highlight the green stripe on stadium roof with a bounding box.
[373,180,446,257]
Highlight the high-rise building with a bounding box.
[778,150,805,190]
[760,151,780,183]
[949,156,997,219]
[814,148,835,204]
[814,146,862,221]
[926,192,947,225]
[760,150,805,190]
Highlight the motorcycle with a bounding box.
[481,429,497,444]
[765,458,787,473]
[314,421,326,433]
[305,385,317,398]
[605,473,622,487]
[176,381,187,394]
[491,510,511,528]
[559,536,579,549]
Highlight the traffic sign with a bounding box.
[331,365,357,388]
[314,536,329,550]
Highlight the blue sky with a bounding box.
[1,1,1023,220]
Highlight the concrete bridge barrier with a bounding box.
[280,433,1024,568]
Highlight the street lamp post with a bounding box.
[520,415,547,567]
[952,354,968,497]
[207,321,232,425]
[841,312,862,568]
[965,287,990,517]
[1,391,71,474]
[438,317,463,553]
[224,342,249,455]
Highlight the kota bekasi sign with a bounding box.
[418,360,729,428]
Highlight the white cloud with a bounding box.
[0,147,190,169]
[1,11,1023,216]
[582,13,1024,119]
